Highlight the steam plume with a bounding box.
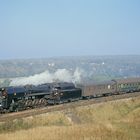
[10,68,84,86]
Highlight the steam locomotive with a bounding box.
[0,77,140,112]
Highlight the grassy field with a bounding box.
[0,96,140,140]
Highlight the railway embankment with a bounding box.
[0,94,139,140]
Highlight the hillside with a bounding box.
[0,96,139,140]
[1,55,140,87]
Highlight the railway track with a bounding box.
[0,92,140,122]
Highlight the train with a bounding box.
[0,77,140,112]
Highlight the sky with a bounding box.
[0,0,140,59]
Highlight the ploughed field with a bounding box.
[0,95,139,140]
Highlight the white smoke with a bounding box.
[73,68,83,82]
[10,68,84,86]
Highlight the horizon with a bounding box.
[0,54,140,61]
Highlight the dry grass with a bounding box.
[0,97,140,140]
[0,124,129,140]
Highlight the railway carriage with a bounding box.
[78,80,117,99]
[114,77,140,93]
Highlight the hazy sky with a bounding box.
[0,0,140,59]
